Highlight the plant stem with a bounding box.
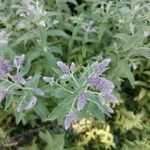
[87,98,100,109]
[6,84,15,90]
[86,90,101,95]
[23,87,33,90]
[70,96,77,111]
[70,74,80,88]
[54,82,73,94]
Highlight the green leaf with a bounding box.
[39,131,65,150]
[115,33,144,50]
[131,47,150,59]
[120,60,135,87]
[57,0,77,5]
[15,112,25,125]
[46,94,76,121]
[51,68,63,76]
[113,59,135,88]
[47,30,69,37]
[47,46,62,55]
[12,31,37,46]
[0,81,13,88]
[98,23,108,41]
[26,73,41,88]
[64,0,77,5]
[51,87,69,98]
[87,102,105,120]
[34,102,50,120]
[20,50,41,76]
[5,94,14,110]
[87,93,111,117]
[43,51,57,74]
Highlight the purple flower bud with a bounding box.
[43,76,54,85]
[0,57,11,78]
[100,95,106,105]
[12,74,26,85]
[64,112,78,130]
[26,76,32,82]
[70,62,76,73]
[103,93,118,103]
[77,91,87,111]
[14,54,25,68]
[87,76,114,93]
[107,107,114,113]
[0,88,7,102]
[25,96,37,110]
[57,61,70,74]
[33,88,44,96]
[60,74,70,80]
[92,58,111,75]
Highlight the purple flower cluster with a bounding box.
[87,77,114,93]
[12,74,26,85]
[57,61,70,74]
[0,88,7,102]
[14,54,25,68]
[57,61,76,74]
[64,92,87,129]
[0,55,45,112]
[64,112,78,130]
[57,61,76,79]
[0,57,10,78]
[87,58,117,107]
[43,76,54,85]
[107,107,114,113]
[103,93,118,104]
[77,91,87,111]
[62,58,118,129]
[100,93,118,106]
[92,58,111,75]
[0,56,117,129]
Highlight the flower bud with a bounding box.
[14,54,25,68]
[57,61,70,74]
[107,107,114,113]
[12,74,26,85]
[43,76,54,85]
[33,88,44,96]
[0,57,11,78]
[70,62,76,73]
[60,74,70,80]
[77,91,87,111]
[103,93,118,103]
[87,76,114,93]
[64,112,78,130]
[0,88,7,102]
[25,96,37,110]
[92,58,111,75]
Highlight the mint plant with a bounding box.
[0,0,149,149]
[46,58,117,129]
[0,55,117,129]
[0,55,44,123]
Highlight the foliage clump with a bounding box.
[0,0,149,149]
